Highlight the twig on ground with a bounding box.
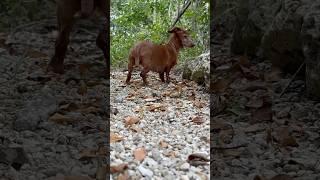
[279,62,306,98]
[211,143,247,150]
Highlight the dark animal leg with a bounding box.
[48,5,75,74]
[165,68,171,83]
[96,20,109,76]
[140,68,149,85]
[159,72,165,82]
[126,55,134,84]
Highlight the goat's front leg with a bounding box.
[165,68,171,83]
[48,2,76,74]
[96,25,109,76]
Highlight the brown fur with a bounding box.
[47,0,109,74]
[126,27,195,85]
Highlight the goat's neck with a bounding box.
[167,34,182,54]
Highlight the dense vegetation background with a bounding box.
[0,0,209,68]
[111,0,209,67]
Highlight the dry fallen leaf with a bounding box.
[134,147,146,161]
[79,148,97,160]
[277,127,299,147]
[146,103,166,112]
[110,132,124,143]
[159,139,169,148]
[193,99,205,108]
[124,116,140,126]
[211,78,231,93]
[48,113,74,124]
[164,151,177,158]
[110,163,128,173]
[117,171,129,180]
[77,106,101,114]
[187,152,210,166]
[130,125,142,133]
[270,174,293,180]
[191,116,205,125]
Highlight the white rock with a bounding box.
[138,165,154,177]
[180,163,190,170]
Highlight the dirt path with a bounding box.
[110,71,210,179]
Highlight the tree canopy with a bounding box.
[111,0,209,67]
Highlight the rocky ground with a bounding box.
[0,22,108,180]
[210,31,320,180]
[0,20,210,180]
[110,72,210,179]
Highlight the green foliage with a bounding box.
[111,0,209,68]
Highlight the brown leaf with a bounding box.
[277,127,299,147]
[159,139,169,148]
[110,163,128,174]
[134,147,146,161]
[164,151,177,158]
[146,103,166,112]
[79,149,98,160]
[222,149,242,158]
[117,171,129,180]
[125,92,137,100]
[48,113,74,124]
[187,152,209,166]
[124,116,140,127]
[250,105,272,123]
[129,125,142,133]
[59,103,79,111]
[191,116,204,125]
[77,106,101,114]
[193,99,205,108]
[211,78,231,93]
[110,132,124,143]
[270,174,293,180]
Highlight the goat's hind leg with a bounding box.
[159,72,165,82]
[96,22,109,76]
[165,67,171,83]
[48,2,76,74]
[140,68,149,86]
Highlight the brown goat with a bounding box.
[47,0,109,74]
[126,27,195,85]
